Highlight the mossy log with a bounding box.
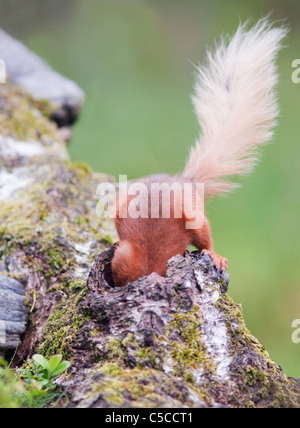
[0,31,299,408]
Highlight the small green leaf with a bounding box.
[48,355,62,372]
[0,359,7,368]
[51,361,70,378]
[32,354,49,371]
[39,379,51,388]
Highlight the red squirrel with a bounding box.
[111,19,287,287]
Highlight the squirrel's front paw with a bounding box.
[201,249,228,273]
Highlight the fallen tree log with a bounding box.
[0,31,299,408]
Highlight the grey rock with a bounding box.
[0,29,85,126]
[0,274,27,351]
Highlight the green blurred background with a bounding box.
[0,0,299,377]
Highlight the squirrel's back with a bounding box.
[113,175,194,285]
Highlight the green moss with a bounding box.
[0,154,109,266]
[102,234,114,245]
[100,363,123,377]
[38,284,89,358]
[95,333,162,372]
[0,135,113,363]
[91,367,170,407]
[70,162,92,176]
[89,368,157,406]
[216,293,300,408]
[0,81,61,142]
[166,306,215,381]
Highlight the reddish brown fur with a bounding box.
[111,175,227,287]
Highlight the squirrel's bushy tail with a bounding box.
[183,18,288,197]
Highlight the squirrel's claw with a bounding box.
[201,249,228,273]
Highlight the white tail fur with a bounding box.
[183,18,288,197]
